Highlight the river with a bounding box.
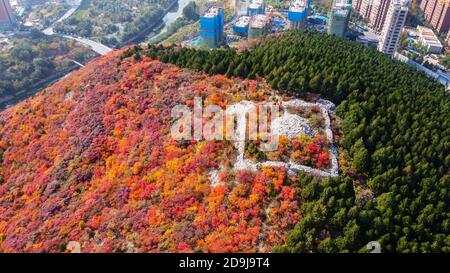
[145,0,192,43]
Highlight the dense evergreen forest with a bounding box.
[129,30,450,252]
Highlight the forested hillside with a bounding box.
[0,30,448,253]
[136,30,450,252]
[0,31,96,100]
[0,51,303,252]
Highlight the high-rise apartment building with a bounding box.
[360,0,374,19]
[352,0,362,12]
[420,0,429,12]
[353,0,393,31]
[423,0,437,21]
[378,0,410,56]
[369,0,391,31]
[421,0,450,33]
[199,7,224,48]
[431,0,450,33]
[0,0,15,29]
[287,0,308,29]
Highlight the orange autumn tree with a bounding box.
[0,50,304,253]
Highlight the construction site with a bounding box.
[191,0,314,48]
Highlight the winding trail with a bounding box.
[225,99,339,178]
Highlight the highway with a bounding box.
[42,0,81,35]
[63,35,112,56]
[1,1,112,110]
[42,0,112,56]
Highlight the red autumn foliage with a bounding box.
[0,51,301,253]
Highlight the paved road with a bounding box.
[42,7,78,35]
[42,0,112,56]
[64,35,112,55]
[42,0,81,35]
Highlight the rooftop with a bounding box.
[332,7,350,16]
[252,0,264,5]
[290,0,307,12]
[417,26,443,47]
[249,2,262,9]
[250,14,269,29]
[333,0,352,8]
[392,0,411,9]
[235,16,250,28]
[203,7,221,18]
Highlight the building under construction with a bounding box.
[248,14,270,39]
[287,0,309,29]
[328,0,351,37]
[248,0,265,16]
[233,15,250,36]
[199,7,225,48]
